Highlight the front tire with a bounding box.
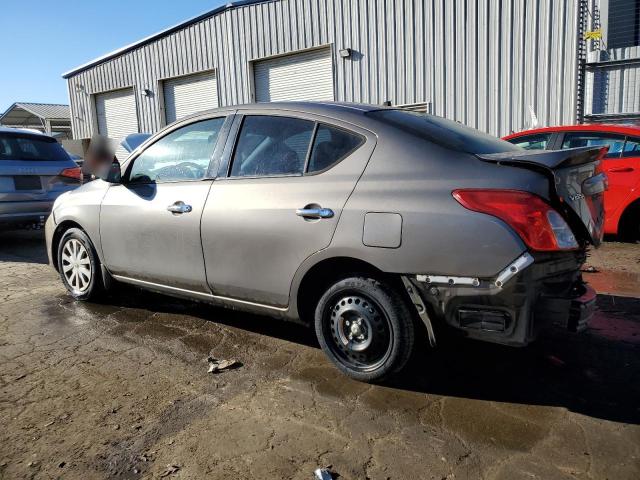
[314,276,415,382]
[57,228,103,301]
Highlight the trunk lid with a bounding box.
[476,146,607,246]
[0,159,76,201]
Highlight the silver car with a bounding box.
[1,127,82,228]
[45,103,606,381]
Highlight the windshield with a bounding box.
[0,133,71,161]
[367,109,521,154]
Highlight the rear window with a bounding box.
[366,110,520,154]
[0,133,70,161]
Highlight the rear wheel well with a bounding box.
[51,220,85,271]
[296,257,402,325]
[618,198,640,241]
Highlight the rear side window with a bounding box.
[230,116,315,177]
[561,132,626,158]
[506,133,552,150]
[0,133,70,161]
[622,137,640,157]
[366,109,520,154]
[307,125,364,173]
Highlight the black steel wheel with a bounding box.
[314,276,415,382]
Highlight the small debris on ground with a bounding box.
[160,464,181,477]
[582,265,599,273]
[314,467,337,479]
[207,356,240,374]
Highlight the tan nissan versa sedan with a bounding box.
[46,102,606,382]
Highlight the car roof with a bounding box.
[190,101,386,122]
[0,126,51,137]
[504,123,640,139]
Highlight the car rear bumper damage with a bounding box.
[403,250,595,346]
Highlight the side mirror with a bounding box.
[98,160,122,184]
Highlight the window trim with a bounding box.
[223,114,366,180]
[123,115,230,185]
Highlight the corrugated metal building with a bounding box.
[584,0,640,122]
[63,0,591,143]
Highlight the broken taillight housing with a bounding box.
[452,189,578,251]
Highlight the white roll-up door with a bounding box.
[254,48,334,102]
[163,71,219,124]
[95,88,139,161]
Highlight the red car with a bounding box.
[504,124,640,241]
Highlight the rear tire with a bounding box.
[314,276,415,382]
[619,202,640,243]
[57,228,104,301]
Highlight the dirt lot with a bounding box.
[1,231,639,480]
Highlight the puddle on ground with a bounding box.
[589,310,640,344]
[440,398,560,451]
[584,270,640,298]
[133,322,186,340]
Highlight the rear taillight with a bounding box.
[452,189,578,251]
[60,167,82,181]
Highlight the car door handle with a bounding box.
[608,167,634,173]
[167,201,192,214]
[296,207,334,219]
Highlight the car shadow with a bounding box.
[0,229,49,264]
[99,286,640,425]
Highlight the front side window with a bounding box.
[230,116,314,177]
[128,118,224,183]
[561,132,626,158]
[506,133,552,150]
[307,125,364,173]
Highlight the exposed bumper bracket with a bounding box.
[401,276,436,347]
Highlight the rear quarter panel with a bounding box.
[315,130,551,278]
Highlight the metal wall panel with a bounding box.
[67,0,579,139]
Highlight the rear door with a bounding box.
[100,116,228,292]
[201,111,374,307]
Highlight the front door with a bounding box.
[100,117,226,292]
[201,112,375,307]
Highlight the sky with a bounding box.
[0,0,227,114]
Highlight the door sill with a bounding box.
[111,274,288,312]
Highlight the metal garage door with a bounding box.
[163,71,219,124]
[95,88,139,160]
[254,48,334,102]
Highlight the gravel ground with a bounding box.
[0,231,639,480]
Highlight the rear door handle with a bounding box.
[296,207,334,219]
[167,201,192,214]
[608,167,634,173]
